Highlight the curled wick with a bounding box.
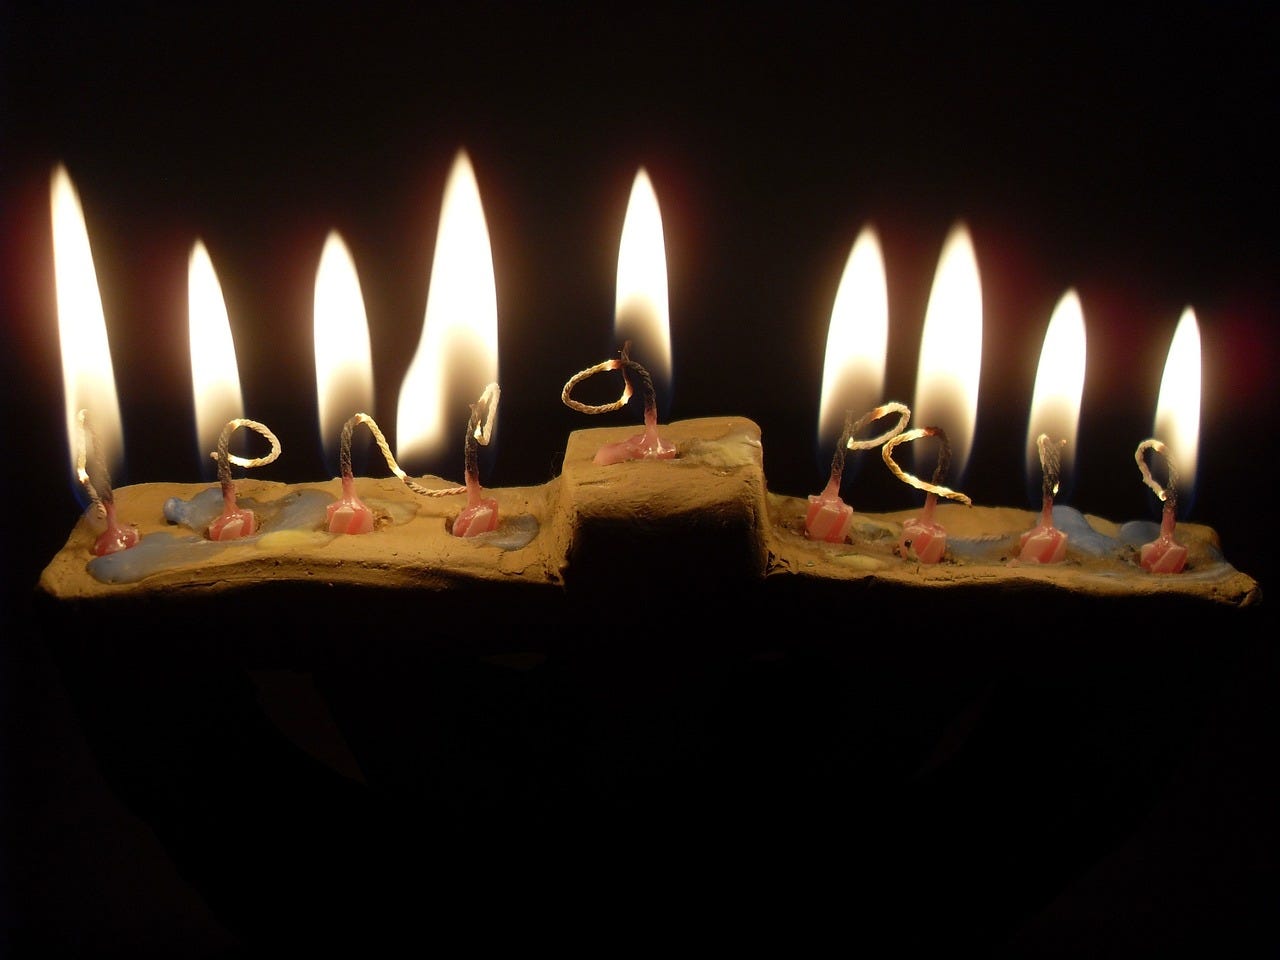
[1134,438,1187,573]
[805,402,911,543]
[327,383,501,537]
[562,340,675,464]
[206,418,281,541]
[881,426,972,564]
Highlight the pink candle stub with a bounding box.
[592,417,677,466]
[1018,496,1068,564]
[1019,435,1069,564]
[91,501,140,556]
[75,409,140,556]
[900,510,947,564]
[205,417,281,542]
[1140,501,1187,574]
[208,506,256,541]
[880,425,972,566]
[452,496,500,537]
[805,487,854,544]
[326,475,376,535]
[563,342,674,467]
[1019,523,1068,564]
[804,402,911,543]
[1134,438,1187,574]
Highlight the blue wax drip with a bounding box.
[475,513,540,550]
[88,532,233,584]
[1051,505,1118,557]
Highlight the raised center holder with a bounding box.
[550,416,769,595]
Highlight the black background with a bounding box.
[2,3,1277,954]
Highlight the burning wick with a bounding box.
[206,418,281,541]
[881,426,972,565]
[561,340,676,465]
[1018,433,1069,563]
[75,408,139,555]
[805,402,911,543]
[1134,437,1187,573]
[451,382,502,537]
[327,383,501,538]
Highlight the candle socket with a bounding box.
[550,417,769,599]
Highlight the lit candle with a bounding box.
[449,382,502,536]
[1152,307,1201,510]
[1020,433,1069,563]
[1018,289,1087,563]
[205,418,281,541]
[805,225,898,542]
[188,239,245,477]
[1134,307,1201,573]
[881,426,972,564]
[1134,438,1186,573]
[562,168,676,464]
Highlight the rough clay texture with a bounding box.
[38,417,1261,610]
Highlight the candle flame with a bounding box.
[189,240,245,475]
[1154,306,1200,499]
[314,230,375,469]
[817,225,889,450]
[614,167,672,390]
[1024,289,1087,495]
[51,165,125,492]
[912,222,982,480]
[396,148,499,469]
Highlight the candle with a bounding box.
[1019,433,1070,563]
[1018,289,1087,563]
[805,226,897,542]
[1133,308,1201,574]
[805,402,910,543]
[1152,307,1201,508]
[1134,438,1187,574]
[561,168,676,464]
[74,409,138,555]
[881,426,972,564]
[449,382,502,536]
[562,342,675,464]
[205,418,281,541]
